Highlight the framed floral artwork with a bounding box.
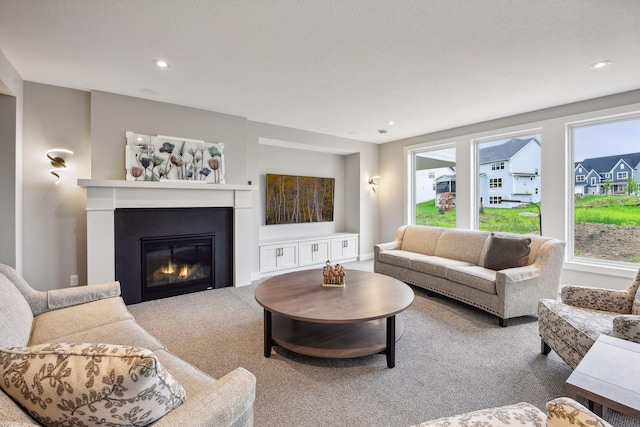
[125,132,225,183]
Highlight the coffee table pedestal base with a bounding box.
[263,310,403,368]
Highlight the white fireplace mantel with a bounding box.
[78,179,256,288]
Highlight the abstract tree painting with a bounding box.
[265,174,335,225]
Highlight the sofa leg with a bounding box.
[541,339,552,355]
[499,318,508,327]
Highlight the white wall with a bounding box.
[380,89,640,290]
[258,144,345,240]
[22,82,91,290]
[0,48,23,271]
[90,91,249,183]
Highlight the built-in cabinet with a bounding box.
[259,233,359,275]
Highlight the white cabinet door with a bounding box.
[299,240,331,267]
[331,236,359,261]
[260,243,298,273]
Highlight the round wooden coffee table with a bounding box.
[254,269,414,368]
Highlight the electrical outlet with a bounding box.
[70,275,79,286]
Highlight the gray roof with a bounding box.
[479,138,539,164]
[576,152,640,174]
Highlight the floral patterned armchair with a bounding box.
[538,268,640,369]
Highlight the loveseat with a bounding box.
[539,267,640,369]
[374,225,566,326]
[0,264,256,426]
[410,397,611,427]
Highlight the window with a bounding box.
[477,133,542,233]
[591,177,596,185]
[570,115,640,264]
[409,144,456,227]
[576,175,586,182]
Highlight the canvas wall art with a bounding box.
[125,132,225,183]
[265,173,335,225]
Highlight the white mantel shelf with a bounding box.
[78,179,255,191]
[78,179,256,290]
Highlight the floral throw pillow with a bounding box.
[0,343,186,427]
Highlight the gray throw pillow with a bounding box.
[484,234,531,271]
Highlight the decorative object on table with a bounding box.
[125,131,225,183]
[322,261,345,287]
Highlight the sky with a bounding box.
[573,117,640,162]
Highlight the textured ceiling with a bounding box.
[1,0,639,143]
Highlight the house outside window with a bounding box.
[477,134,541,234]
[570,115,640,265]
[409,144,457,228]
[576,175,586,182]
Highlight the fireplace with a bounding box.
[114,207,232,304]
[79,180,255,297]
[141,233,215,301]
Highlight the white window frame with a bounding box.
[489,196,502,204]
[567,111,640,271]
[405,141,457,226]
[491,161,505,170]
[618,171,628,180]
[576,175,586,182]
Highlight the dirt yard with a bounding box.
[574,222,640,262]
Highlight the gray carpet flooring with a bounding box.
[128,261,639,427]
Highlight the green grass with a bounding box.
[574,195,640,226]
[415,194,640,234]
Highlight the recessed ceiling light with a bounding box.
[589,60,611,69]
[378,129,388,134]
[153,59,169,68]
[387,121,395,126]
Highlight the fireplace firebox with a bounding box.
[141,234,214,301]
[115,207,233,304]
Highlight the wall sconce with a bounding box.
[46,148,73,185]
[501,199,542,235]
[368,175,381,193]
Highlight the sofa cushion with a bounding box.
[378,250,429,269]
[630,269,640,315]
[484,235,531,271]
[30,318,165,351]
[0,275,33,348]
[0,343,186,427]
[546,397,612,427]
[400,225,444,255]
[30,297,133,344]
[447,266,497,294]
[410,256,473,279]
[434,229,491,265]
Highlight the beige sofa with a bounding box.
[375,225,566,326]
[0,264,256,426]
[411,397,611,427]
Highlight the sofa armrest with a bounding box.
[375,241,400,253]
[497,265,542,284]
[546,397,612,427]
[153,367,256,427]
[613,314,640,344]
[34,282,122,315]
[560,285,633,314]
